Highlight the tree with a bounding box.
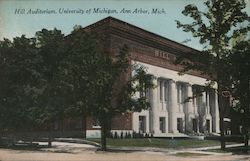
[96,51,155,151]
[229,39,250,152]
[0,27,155,150]
[91,54,155,151]
[0,35,51,146]
[176,0,249,150]
[58,29,105,138]
[0,29,69,147]
[33,28,69,147]
[61,29,155,151]
[0,36,42,143]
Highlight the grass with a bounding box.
[87,138,221,149]
[0,143,49,151]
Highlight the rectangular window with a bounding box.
[93,118,101,128]
[139,116,146,133]
[159,117,166,133]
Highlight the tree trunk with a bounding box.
[243,126,249,153]
[0,131,2,145]
[243,95,249,153]
[244,76,250,153]
[240,75,249,153]
[48,125,53,148]
[219,115,226,150]
[218,87,226,150]
[82,116,87,138]
[242,96,249,153]
[100,118,107,151]
[29,132,33,144]
[215,48,226,150]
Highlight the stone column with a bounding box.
[149,78,160,135]
[185,83,193,133]
[161,80,165,111]
[178,84,182,112]
[193,87,198,114]
[168,80,178,133]
[201,91,207,133]
[146,115,150,133]
[214,91,220,133]
[206,92,210,114]
[161,80,165,102]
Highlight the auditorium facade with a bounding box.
[79,17,220,138]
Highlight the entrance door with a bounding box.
[139,116,146,133]
[159,117,166,133]
[177,118,183,133]
[192,119,198,133]
[206,120,210,133]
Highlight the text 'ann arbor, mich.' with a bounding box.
[14,8,167,15]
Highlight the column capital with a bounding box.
[169,79,176,83]
[183,83,192,90]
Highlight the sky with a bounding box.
[0,0,249,50]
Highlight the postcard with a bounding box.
[0,0,249,161]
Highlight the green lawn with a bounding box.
[88,138,221,149]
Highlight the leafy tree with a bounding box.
[58,29,103,137]
[91,52,155,151]
[0,29,68,147]
[33,28,68,147]
[62,29,155,150]
[0,36,41,136]
[176,0,249,150]
[229,39,250,152]
[12,27,156,151]
[0,27,155,150]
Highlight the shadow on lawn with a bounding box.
[0,143,48,151]
[227,146,250,155]
[207,146,250,155]
[0,143,74,154]
[95,147,142,153]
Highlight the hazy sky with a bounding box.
[0,0,249,50]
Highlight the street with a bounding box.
[0,142,249,161]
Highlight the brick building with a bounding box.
[76,17,221,138]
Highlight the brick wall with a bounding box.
[111,113,133,130]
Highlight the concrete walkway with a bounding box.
[189,143,245,151]
[54,138,100,147]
